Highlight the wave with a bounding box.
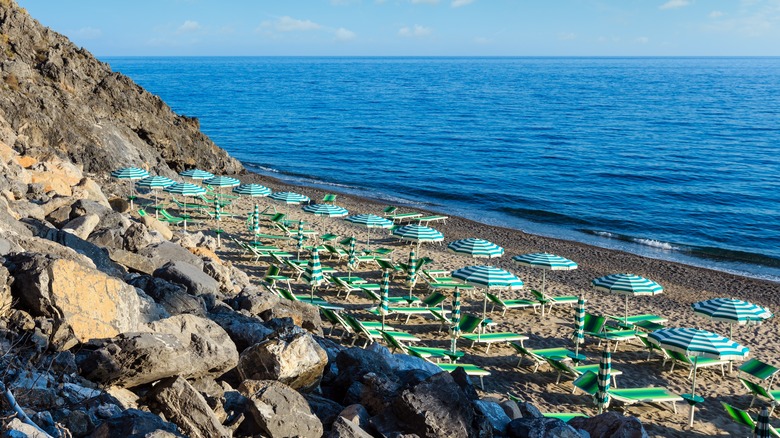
[500,206,592,227]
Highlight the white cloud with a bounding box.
[411,0,439,4]
[334,27,357,41]
[451,0,474,7]
[709,10,724,18]
[660,0,691,10]
[399,25,433,37]
[635,36,650,43]
[263,16,322,32]
[73,27,102,39]
[558,32,576,41]
[177,20,201,34]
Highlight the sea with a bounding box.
[103,56,780,282]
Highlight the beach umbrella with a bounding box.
[448,238,505,259]
[692,298,773,339]
[648,328,749,427]
[597,349,612,414]
[135,175,175,217]
[179,169,214,180]
[345,214,393,248]
[379,269,391,331]
[574,294,586,360]
[296,220,305,259]
[591,273,663,325]
[203,175,240,188]
[214,203,222,247]
[270,191,310,205]
[347,236,358,278]
[392,224,444,252]
[250,204,260,244]
[111,167,149,209]
[756,407,771,438]
[163,182,207,231]
[450,286,462,354]
[405,250,417,299]
[452,265,524,320]
[233,183,272,197]
[303,203,349,218]
[513,252,577,301]
[302,247,325,302]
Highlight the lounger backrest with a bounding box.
[572,371,599,395]
[265,265,281,278]
[459,314,484,333]
[485,293,504,307]
[740,378,774,400]
[270,213,286,223]
[277,287,297,302]
[530,289,547,302]
[320,307,338,325]
[510,342,541,361]
[380,330,405,352]
[344,315,372,339]
[739,358,780,381]
[428,309,447,322]
[546,357,576,376]
[383,206,397,214]
[722,402,756,429]
[664,349,691,365]
[582,313,606,333]
[422,291,446,307]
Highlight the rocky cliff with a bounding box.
[0,0,243,177]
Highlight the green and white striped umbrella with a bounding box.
[379,269,391,330]
[135,176,175,215]
[448,238,505,259]
[252,204,260,243]
[514,252,578,313]
[392,224,444,249]
[592,273,663,324]
[111,167,149,209]
[164,182,207,230]
[452,265,524,320]
[405,250,417,297]
[302,247,325,301]
[597,349,612,414]
[270,191,310,205]
[648,327,749,426]
[296,220,305,258]
[692,298,773,338]
[179,169,214,180]
[345,214,393,248]
[203,175,240,188]
[303,203,349,217]
[347,236,358,277]
[756,407,771,438]
[574,294,586,358]
[450,287,462,354]
[233,183,272,197]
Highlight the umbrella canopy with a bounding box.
[574,294,586,359]
[648,327,749,426]
[597,349,612,414]
[163,183,207,230]
[111,167,149,209]
[302,247,325,301]
[303,203,349,217]
[592,273,663,324]
[233,183,272,197]
[451,287,462,354]
[448,238,505,259]
[514,252,578,313]
[345,214,393,248]
[179,169,214,180]
[203,176,240,188]
[692,298,773,338]
[392,224,444,248]
[270,191,310,205]
[452,265,524,320]
[135,175,175,189]
[379,269,391,330]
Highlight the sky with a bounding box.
[16,0,780,56]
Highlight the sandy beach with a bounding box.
[155,169,780,438]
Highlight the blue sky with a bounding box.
[17,0,780,56]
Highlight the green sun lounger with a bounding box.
[388,212,423,222]
[581,313,638,351]
[740,378,780,412]
[380,331,463,363]
[276,286,344,312]
[416,215,448,225]
[574,371,682,414]
[344,315,420,347]
[437,363,491,390]
[529,289,578,315]
[461,332,529,354]
[543,413,588,422]
[722,402,780,437]
[510,342,575,372]
[545,357,623,391]
[486,293,540,316]
[666,349,728,378]
[740,358,780,382]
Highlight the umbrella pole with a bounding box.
[625,295,629,325]
[381,314,385,331]
[689,358,698,427]
[367,229,371,250]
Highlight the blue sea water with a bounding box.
[104,56,780,281]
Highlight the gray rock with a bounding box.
[569,411,649,438]
[238,332,328,392]
[239,379,324,438]
[139,241,204,270]
[507,417,583,438]
[61,213,100,239]
[475,400,512,435]
[2,418,50,438]
[135,288,170,323]
[234,285,281,315]
[87,408,185,438]
[337,404,371,430]
[202,258,236,295]
[70,199,114,220]
[145,376,231,438]
[87,227,125,250]
[260,298,324,335]
[40,227,126,278]
[45,203,74,228]
[154,260,219,297]
[0,197,34,237]
[72,177,111,207]
[129,275,205,316]
[329,416,374,438]
[141,214,174,240]
[208,305,273,351]
[305,393,346,431]
[500,399,523,420]
[0,265,12,314]
[77,314,238,388]
[10,199,45,221]
[122,221,154,252]
[518,401,544,419]
[109,248,158,275]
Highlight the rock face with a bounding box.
[145,376,231,438]
[7,253,142,342]
[238,333,328,392]
[0,2,243,177]
[239,380,324,438]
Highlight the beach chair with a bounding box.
[321,193,338,204]
[740,378,780,413]
[343,314,420,347]
[740,358,780,383]
[381,206,398,216]
[360,286,417,306]
[545,357,623,391]
[665,349,728,379]
[542,413,588,422]
[263,265,292,291]
[379,331,463,363]
[581,313,638,351]
[275,285,344,312]
[722,402,780,437]
[485,292,540,316]
[573,371,682,414]
[320,307,353,339]
[462,331,529,354]
[416,215,448,225]
[637,335,671,365]
[529,289,578,315]
[510,342,575,372]
[436,363,491,390]
[157,208,186,225]
[280,257,307,281]
[332,275,367,299]
[388,212,423,222]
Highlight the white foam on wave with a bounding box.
[632,238,679,251]
[592,231,616,238]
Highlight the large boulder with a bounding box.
[208,304,273,351]
[475,399,512,436]
[154,260,220,297]
[329,416,374,438]
[77,314,239,388]
[507,417,583,438]
[72,177,111,207]
[7,253,142,343]
[238,332,328,392]
[108,248,158,275]
[61,213,100,239]
[88,408,185,438]
[122,221,154,252]
[139,241,204,270]
[569,411,649,438]
[140,214,173,240]
[129,275,205,316]
[145,376,231,438]
[239,380,324,438]
[39,227,126,277]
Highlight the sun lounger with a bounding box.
[608,314,668,325]
[359,286,414,306]
[368,306,445,324]
[380,331,464,363]
[740,378,780,412]
[388,212,423,222]
[581,313,638,351]
[740,358,780,383]
[722,402,780,437]
[158,208,186,225]
[486,292,540,316]
[416,215,448,225]
[381,206,398,216]
[542,413,588,422]
[573,371,682,414]
[275,285,344,312]
[637,335,671,365]
[510,342,575,372]
[264,265,292,291]
[437,363,491,390]
[343,315,420,347]
[322,193,338,204]
[665,349,728,379]
[545,357,623,391]
[462,332,529,354]
[529,289,578,315]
